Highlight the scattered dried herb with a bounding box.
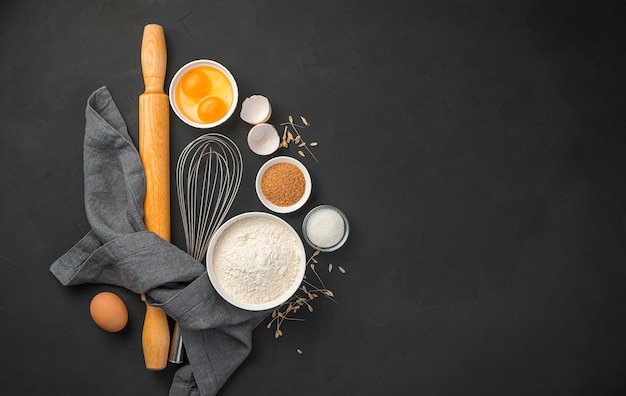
[279,115,319,162]
[266,250,346,338]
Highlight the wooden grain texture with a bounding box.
[138,23,170,371]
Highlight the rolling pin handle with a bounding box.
[141,24,167,94]
[141,294,170,371]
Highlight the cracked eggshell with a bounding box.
[240,95,272,124]
[247,123,280,155]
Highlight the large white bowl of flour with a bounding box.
[206,212,306,311]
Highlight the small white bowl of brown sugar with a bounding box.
[255,156,312,213]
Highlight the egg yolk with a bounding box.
[181,69,211,98]
[197,96,228,123]
[174,65,233,124]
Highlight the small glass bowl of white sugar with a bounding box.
[302,205,349,252]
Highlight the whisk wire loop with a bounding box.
[176,133,243,262]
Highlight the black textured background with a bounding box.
[1,1,626,395]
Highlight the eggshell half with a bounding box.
[240,95,272,124]
[247,123,280,155]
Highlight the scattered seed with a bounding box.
[297,348,303,355]
[277,116,319,162]
[310,142,318,147]
[266,250,342,338]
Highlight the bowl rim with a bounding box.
[302,204,350,252]
[255,156,312,213]
[169,59,239,129]
[206,211,306,311]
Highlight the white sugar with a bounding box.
[305,208,345,248]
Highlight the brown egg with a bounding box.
[89,291,128,332]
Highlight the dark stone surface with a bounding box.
[1,1,625,394]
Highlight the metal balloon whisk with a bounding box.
[169,133,243,363]
[176,133,243,261]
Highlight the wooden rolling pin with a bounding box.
[139,24,170,371]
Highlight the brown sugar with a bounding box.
[261,162,305,206]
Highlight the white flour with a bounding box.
[211,215,302,305]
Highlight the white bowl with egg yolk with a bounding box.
[169,59,238,129]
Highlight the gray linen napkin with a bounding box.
[50,86,268,396]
